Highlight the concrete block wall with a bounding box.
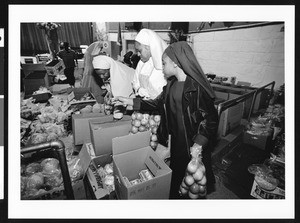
[191,23,284,89]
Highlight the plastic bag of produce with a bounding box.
[25,162,42,176]
[248,163,279,191]
[40,158,61,175]
[26,172,44,190]
[67,157,84,182]
[179,145,207,199]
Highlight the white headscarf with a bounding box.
[92,55,135,97]
[135,28,167,70]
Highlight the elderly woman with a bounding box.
[92,55,135,118]
[81,41,107,103]
[92,55,135,98]
[133,29,168,99]
[114,41,219,199]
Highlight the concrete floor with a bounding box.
[206,174,239,199]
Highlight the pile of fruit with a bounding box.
[96,162,115,193]
[130,112,161,150]
[179,146,207,199]
[21,157,84,199]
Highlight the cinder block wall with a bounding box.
[191,23,284,89]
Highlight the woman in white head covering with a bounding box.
[81,41,106,103]
[133,29,168,99]
[92,55,135,98]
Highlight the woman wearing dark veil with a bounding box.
[114,41,218,199]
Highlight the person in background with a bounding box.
[123,51,140,69]
[133,28,167,99]
[92,55,135,118]
[130,53,140,69]
[123,51,134,67]
[81,41,107,103]
[113,41,219,199]
[57,42,78,87]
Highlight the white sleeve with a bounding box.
[148,68,167,99]
[132,61,142,92]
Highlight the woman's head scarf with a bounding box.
[92,55,135,97]
[164,41,215,99]
[135,28,167,70]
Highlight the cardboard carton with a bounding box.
[218,102,244,137]
[72,113,107,145]
[250,179,285,199]
[112,131,172,199]
[243,130,273,152]
[45,59,65,76]
[24,71,51,95]
[67,88,97,110]
[49,84,71,95]
[78,142,112,199]
[214,90,229,101]
[89,116,131,156]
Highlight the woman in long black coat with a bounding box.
[115,41,219,199]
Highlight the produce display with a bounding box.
[248,162,281,191]
[103,88,113,115]
[245,103,284,139]
[21,156,84,199]
[20,89,97,199]
[94,162,115,193]
[130,112,161,150]
[179,146,207,199]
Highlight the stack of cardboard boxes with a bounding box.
[73,112,172,199]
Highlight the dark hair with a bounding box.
[63,42,69,51]
[131,54,140,69]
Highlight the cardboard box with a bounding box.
[89,115,132,156]
[243,130,273,151]
[72,112,107,146]
[45,59,65,76]
[67,87,97,109]
[214,90,229,101]
[50,84,71,94]
[112,131,172,199]
[218,102,244,137]
[24,71,51,95]
[250,179,285,199]
[22,63,46,76]
[78,142,112,199]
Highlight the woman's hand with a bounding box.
[112,96,134,107]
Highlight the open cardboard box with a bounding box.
[250,179,285,199]
[72,112,107,146]
[112,131,172,199]
[78,142,113,199]
[89,116,131,156]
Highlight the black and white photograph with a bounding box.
[5,4,296,220]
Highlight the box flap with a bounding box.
[112,131,151,156]
[78,142,96,173]
[145,148,171,176]
[73,112,106,119]
[90,120,132,156]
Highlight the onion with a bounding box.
[184,175,195,186]
[187,159,199,174]
[188,191,199,199]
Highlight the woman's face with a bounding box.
[162,53,175,79]
[94,69,110,83]
[135,41,151,63]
